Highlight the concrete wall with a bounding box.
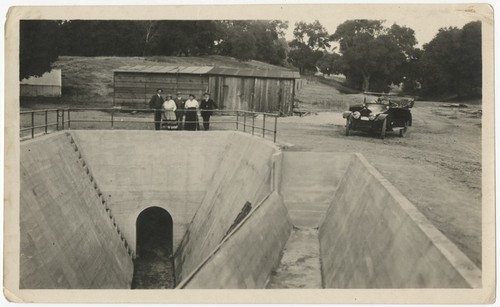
[20,69,62,97]
[20,133,133,289]
[20,84,61,97]
[174,133,279,282]
[179,192,292,289]
[71,130,228,254]
[279,152,352,227]
[319,153,482,288]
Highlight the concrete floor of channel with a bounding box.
[267,227,322,289]
[131,248,175,289]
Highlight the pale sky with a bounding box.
[281,5,486,47]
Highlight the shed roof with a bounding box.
[20,69,62,86]
[114,65,300,79]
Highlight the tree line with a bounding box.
[20,19,481,98]
[317,19,481,98]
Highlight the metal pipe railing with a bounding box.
[20,107,280,142]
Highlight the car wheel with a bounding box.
[345,118,350,136]
[399,121,409,137]
[381,118,387,139]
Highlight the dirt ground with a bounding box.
[279,81,483,268]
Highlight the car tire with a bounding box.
[381,118,387,139]
[399,121,409,137]
[345,118,350,136]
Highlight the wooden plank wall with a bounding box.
[208,76,294,114]
[114,73,147,107]
[114,72,294,114]
[295,78,304,92]
[114,72,209,108]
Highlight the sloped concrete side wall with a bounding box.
[174,133,278,282]
[20,133,133,289]
[71,130,227,254]
[319,153,481,288]
[181,192,292,289]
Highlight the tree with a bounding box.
[52,20,289,65]
[20,20,61,80]
[229,31,257,61]
[59,20,144,56]
[142,21,160,56]
[288,20,331,74]
[293,20,331,50]
[288,41,323,74]
[459,21,482,95]
[419,21,481,97]
[317,52,342,75]
[215,20,288,63]
[399,48,423,93]
[331,20,418,92]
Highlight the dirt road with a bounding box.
[276,89,482,268]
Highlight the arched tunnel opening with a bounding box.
[131,206,175,289]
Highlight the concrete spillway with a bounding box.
[20,130,481,289]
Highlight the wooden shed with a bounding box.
[20,69,62,97]
[113,65,300,114]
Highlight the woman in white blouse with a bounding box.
[184,94,199,131]
[162,94,178,130]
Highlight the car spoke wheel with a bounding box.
[399,121,409,137]
[345,118,350,136]
[380,118,387,139]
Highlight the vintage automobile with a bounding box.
[342,92,414,139]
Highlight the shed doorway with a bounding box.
[132,207,175,289]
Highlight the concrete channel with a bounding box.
[20,130,481,289]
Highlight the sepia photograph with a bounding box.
[3,2,495,304]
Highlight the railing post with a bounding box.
[111,108,115,129]
[68,108,71,129]
[56,110,59,131]
[62,109,65,130]
[31,111,34,139]
[252,113,255,135]
[274,115,278,143]
[263,114,266,138]
[243,112,247,132]
[44,111,48,134]
[236,111,239,131]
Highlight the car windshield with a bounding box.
[390,98,413,107]
[365,103,387,114]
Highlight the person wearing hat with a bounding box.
[162,94,178,130]
[149,88,164,130]
[200,92,217,130]
[184,94,199,131]
[174,91,185,130]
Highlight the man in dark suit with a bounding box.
[200,92,217,130]
[174,91,185,130]
[149,88,164,130]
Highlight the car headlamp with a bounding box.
[369,113,376,120]
[353,111,361,119]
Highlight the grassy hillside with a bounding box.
[24,56,289,108]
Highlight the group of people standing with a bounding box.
[149,89,217,131]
